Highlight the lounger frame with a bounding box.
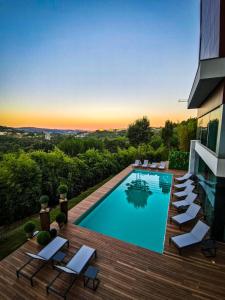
[46,248,97,300]
[16,238,69,286]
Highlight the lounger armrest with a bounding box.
[25,252,47,261]
[55,265,77,274]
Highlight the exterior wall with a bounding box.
[197,81,225,118]
[200,0,220,60]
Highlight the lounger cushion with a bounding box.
[55,266,77,274]
[26,253,47,260]
[35,236,68,260]
[174,179,194,189]
[171,233,199,248]
[174,186,194,198]
[66,245,96,274]
[175,173,192,182]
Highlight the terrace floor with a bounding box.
[1,166,225,299]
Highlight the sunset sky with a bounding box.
[0,0,199,130]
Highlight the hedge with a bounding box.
[168,151,189,170]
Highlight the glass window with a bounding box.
[207,108,221,152]
[197,106,222,153]
[197,157,216,226]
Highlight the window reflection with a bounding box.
[197,106,222,153]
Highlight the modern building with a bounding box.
[188,0,225,241]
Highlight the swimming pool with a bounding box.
[75,170,172,254]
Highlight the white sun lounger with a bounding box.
[174,179,194,190]
[47,245,97,298]
[132,160,141,167]
[158,161,166,170]
[175,172,193,182]
[173,185,195,198]
[142,160,149,168]
[170,220,210,254]
[150,162,158,169]
[171,203,201,228]
[16,236,69,286]
[172,192,198,209]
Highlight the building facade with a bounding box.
[188,0,225,241]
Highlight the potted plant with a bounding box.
[37,231,51,246]
[24,221,36,239]
[50,228,57,239]
[57,184,68,200]
[39,195,49,210]
[55,212,66,229]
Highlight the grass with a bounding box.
[0,177,112,260]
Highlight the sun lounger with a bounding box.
[132,160,141,167]
[169,220,210,254]
[142,160,149,168]
[47,245,97,299]
[171,203,201,229]
[150,162,158,169]
[173,185,195,198]
[175,172,193,182]
[16,236,69,286]
[174,179,194,190]
[172,192,197,209]
[158,161,166,170]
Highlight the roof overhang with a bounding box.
[188,57,225,108]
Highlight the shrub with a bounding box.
[50,228,57,239]
[23,221,35,233]
[37,231,51,246]
[57,184,68,195]
[39,195,49,204]
[56,212,66,224]
[169,151,189,170]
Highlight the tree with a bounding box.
[127,117,152,146]
[150,134,163,150]
[176,118,197,151]
[161,120,176,149]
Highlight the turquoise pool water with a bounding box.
[75,170,172,254]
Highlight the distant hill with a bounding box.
[17,127,88,135]
[0,125,90,135]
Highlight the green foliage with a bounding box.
[56,212,66,224]
[23,221,35,233]
[58,137,104,156]
[37,231,51,246]
[0,153,42,225]
[150,134,163,150]
[168,151,189,170]
[39,195,49,204]
[161,120,176,149]
[127,116,152,146]
[176,118,197,152]
[0,177,111,260]
[57,184,68,194]
[104,137,129,152]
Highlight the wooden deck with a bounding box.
[1,166,225,300]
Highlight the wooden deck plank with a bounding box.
[0,166,225,299]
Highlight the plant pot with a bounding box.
[41,203,48,209]
[60,193,66,200]
[26,232,33,239]
[57,222,64,229]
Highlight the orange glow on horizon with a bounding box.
[0,109,196,130]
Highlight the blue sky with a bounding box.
[0,0,200,129]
